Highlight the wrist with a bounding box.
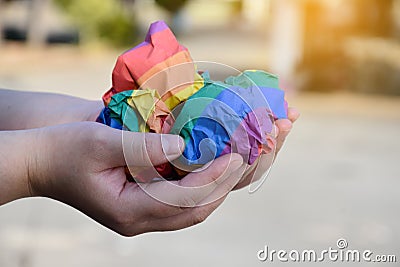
[0,129,40,204]
[0,90,104,130]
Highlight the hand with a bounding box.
[27,122,243,236]
[233,107,300,190]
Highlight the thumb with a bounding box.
[103,127,185,167]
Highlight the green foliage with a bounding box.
[54,0,137,47]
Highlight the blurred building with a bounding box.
[268,0,400,94]
[0,0,79,45]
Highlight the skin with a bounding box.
[0,89,299,236]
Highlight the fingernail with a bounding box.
[279,120,293,133]
[162,135,185,158]
[289,107,300,121]
[273,125,279,138]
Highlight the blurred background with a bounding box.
[0,0,399,266]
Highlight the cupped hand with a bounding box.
[30,94,300,194]
[28,122,243,236]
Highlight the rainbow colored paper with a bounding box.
[102,20,203,110]
[170,71,287,171]
[97,20,288,179]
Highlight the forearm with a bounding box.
[0,89,103,130]
[0,129,37,205]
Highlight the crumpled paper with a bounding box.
[102,20,204,112]
[170,71,287,173]
[97,20,288,180]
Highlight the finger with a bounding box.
[197,163,246,205]
[140,164,246,232]
[118,154,243,222]
[138,194,227,234]
[275,119,292,153]
[135,153,243,210]
[233,162,255,191]
[103,128,185,167]
[288,107,300,123]
[233,153,274,190]
[179,153,243,188]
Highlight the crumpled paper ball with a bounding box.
[169,70,287,174]
[97,20,288,180]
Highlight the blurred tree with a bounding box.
[155,0,188,13]
[54,0,137,47]
[154,0,188,34]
